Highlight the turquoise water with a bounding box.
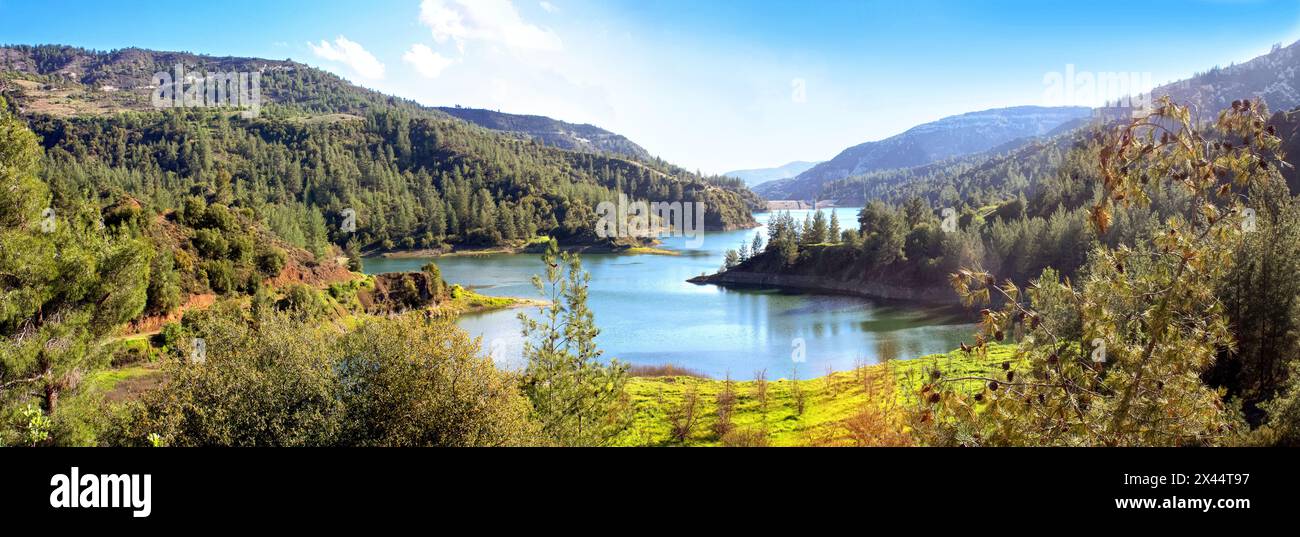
[363,208,974,379]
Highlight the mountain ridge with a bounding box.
[434,106,651,160]
[755,105,1092,200]
[723,161,821,188]
[0,44,656,161]
[1152,39,1300,118]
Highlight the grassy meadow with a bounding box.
[619,344,1017,446]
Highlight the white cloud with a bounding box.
[403,44,457,78]
[308,36,386,79]
[539,1,559,13]
[419,0,562,52]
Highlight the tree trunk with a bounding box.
[44,384,59,415]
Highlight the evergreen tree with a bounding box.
[1209,177,1300,424]
[0,104,151,444]
[723,249,741,270]
[828,211,841,244]
[857,201,906,266]
[809,210,829,245]
[800,212,814,245]
[518,240,629,446]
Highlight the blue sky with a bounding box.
[3,0,1299,172]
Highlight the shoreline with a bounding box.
[451,296,549,316]
[687,270,964,306]
[370,240,681,259]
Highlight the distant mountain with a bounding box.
[435,106,651,160]
[723,161,820,188]
[1154,39,1300,116]
[755,106,1092,200]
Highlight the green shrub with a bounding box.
[255,245,288,278]
[107,310,540,447]
[193,228,228,259]
[201,259,235,294]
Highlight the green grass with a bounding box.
[523,235,553,248]
[446,285,541,314]
[624,246,680,256]
[619,344,1018,446]
[83,365,158,395]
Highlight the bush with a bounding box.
[106,309,541,446]
[146,250,182,315]
[664,384,700,444]
[713,375,737,437]
[180,196,207,228]
[192,228,228,259]
[721,428,769,447]
[335,315,539,446]
[227,233,253,263]
[108,308,342,446]
[277,283,323,318]
[201,260,235,294]
[204,203,236,232]
[109,342,149,367]
[255,246,288,278]
[158,322,187,351]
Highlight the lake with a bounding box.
[362,208,975,379]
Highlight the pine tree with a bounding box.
[1,105,151,442]
[829,210,841,243]
[518,240,629,446]
[344,239,364,272]
[809,210,829,245]
[723,249,741,270]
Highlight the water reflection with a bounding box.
[364,208,975,379]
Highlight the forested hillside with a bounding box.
[759,40,1300,208]
[435,106,651,160]
[1154,40,1300,117]
[756,106,1091,200]
[0,45,759,261]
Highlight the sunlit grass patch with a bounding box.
[621,343,1018,447]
